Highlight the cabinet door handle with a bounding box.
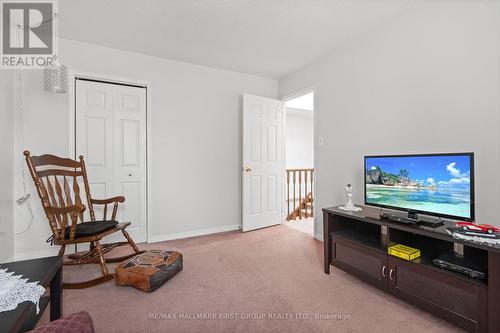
[381,265,386,278]
[389,268,394,281]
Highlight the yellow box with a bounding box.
[388,244,420,261]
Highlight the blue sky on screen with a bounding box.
[365,155,471,186]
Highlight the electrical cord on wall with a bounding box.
[13,13,61,236]
[14,24,34,236]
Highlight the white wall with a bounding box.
[286,107,314,169]
[0,71,14,262]
[12,38,277,258]
[278,1,500,237]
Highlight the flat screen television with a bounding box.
[364,153,474,221]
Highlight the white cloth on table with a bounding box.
[0,268,46,314]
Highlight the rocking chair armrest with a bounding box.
[91,196,125,205]
[91,196,125,221]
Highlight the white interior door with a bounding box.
[242,94,284,232]
[75,79,147,243]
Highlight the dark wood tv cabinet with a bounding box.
[323,205,500,333]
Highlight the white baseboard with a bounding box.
[0,254,14,263]
[13,244,89,262]
[13,248,60,262]
[13,224,240,261]
[149,224,241,243]
[314,232,324,242]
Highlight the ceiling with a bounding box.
[59,0,419,78]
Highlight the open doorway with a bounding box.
[283,90,315,236]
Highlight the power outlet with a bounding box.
[454,242,464,257]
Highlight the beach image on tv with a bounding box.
[365,155,472,219]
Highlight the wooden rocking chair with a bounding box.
[24,151,144,289]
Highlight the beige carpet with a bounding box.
[39,225,464,333]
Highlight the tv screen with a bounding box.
[364,153,474,221]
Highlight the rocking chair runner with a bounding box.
[24,151,144,289]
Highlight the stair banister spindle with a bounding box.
[287,170,291,220]
[298,170,302,219]
[293,170,296,214]
[305,170,309,217]
[285,168,314,221]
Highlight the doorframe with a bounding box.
[67,70,152,243]
[281,86,318,239]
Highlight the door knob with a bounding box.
[128,173,132,177]
[244,167,252,172]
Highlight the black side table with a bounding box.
[0,256,63,333]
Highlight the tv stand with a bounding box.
[323,205,500,333]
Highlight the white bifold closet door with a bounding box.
[75,79,147,243]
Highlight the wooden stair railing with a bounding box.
[286,168,314,221]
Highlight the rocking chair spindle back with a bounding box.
[24,151,144,289]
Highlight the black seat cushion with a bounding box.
[64,220,119,239]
